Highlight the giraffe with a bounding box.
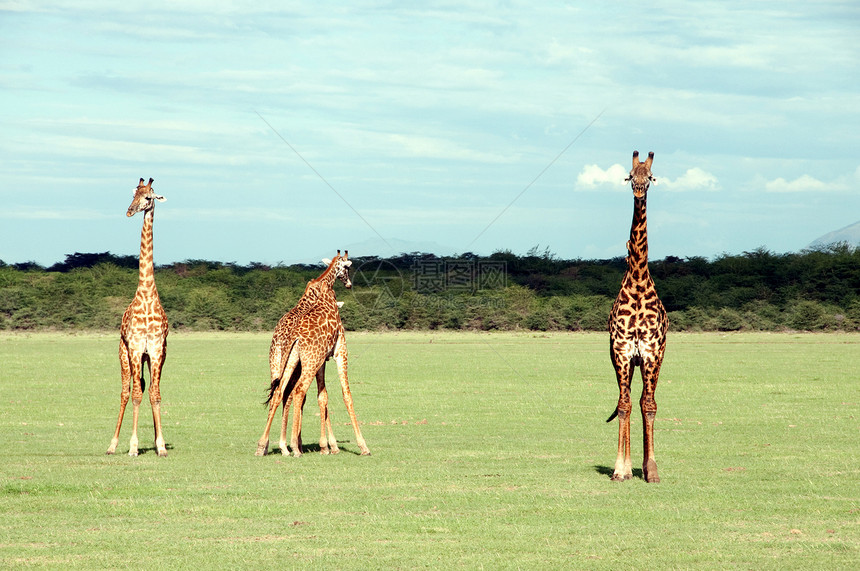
[107,178,169,457]
[607,151,668,483]
[257,275,335,456]
[274,299,346,456]
[255,251,370,458]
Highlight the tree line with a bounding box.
[1,243,858,332]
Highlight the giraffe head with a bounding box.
[624,151,656,199]
[126,178,166,217]
[321,250,353,289]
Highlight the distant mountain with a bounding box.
[808,221,860,249]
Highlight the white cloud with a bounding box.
[576,164,628,189]
[764,174,827,192]
[661,167,720,192]
[765,174,833,193]
[576,164,720,193]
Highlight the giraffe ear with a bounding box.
[649,176,657,186]
[343,260,352,267]
[336,301,344,308]
[321,258,331,266]
[153,194,166,202]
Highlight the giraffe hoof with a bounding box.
[610,474,632,482]
[644,460,660,483]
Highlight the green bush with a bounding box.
[714,308,747,331]
[1,247,858,332]
[786,300,828,331]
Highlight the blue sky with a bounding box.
[2,1,858,266]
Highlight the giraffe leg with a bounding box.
[612,409,632,481]
[289,363,319,458]
[128,353,144,457]
[333,334,370,456]
[256,386,281,456]
[323,369,339,455]
[316,366,329,454]
[640,359,662,483]
[148,344,168,458]
[315,365,338,454]
[257,344,295,456]
[278,391,292,455]
[107,340,132,455]
[281,390,309,455]
[285,386,311,454]
[610,350,633,481]
[277,353,301,456]
[325,405,339,455]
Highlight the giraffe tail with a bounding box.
[263,362,303,405]
[606,408,619,423]
[265,378,281,405]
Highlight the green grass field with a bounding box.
[1,331,858,569]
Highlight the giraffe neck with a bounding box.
[315,271,339,306]
[295,281,322,310]
[136,208,158,297]
[626,195,651,276]
[312,260,339,290]
[297,262,338,310]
